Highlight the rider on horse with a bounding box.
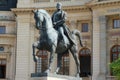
[52,2,76,46]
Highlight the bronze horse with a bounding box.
[32,9,83,77]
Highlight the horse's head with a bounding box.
[33,9,45,29]
[33,9,52,30]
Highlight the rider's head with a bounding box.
[56,2,62,10]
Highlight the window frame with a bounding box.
[0,26,6,34]
[81,23,89,32]
[110,45,120,62]
[0,0,17,11]
[79,47,91,56]
[113,19,120,29]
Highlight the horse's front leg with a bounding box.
[45,45,56,73]
[32,42,39,62]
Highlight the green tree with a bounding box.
[110,58,120,80]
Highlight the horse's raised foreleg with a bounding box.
[32,42,39,62]
[70,46,80,77]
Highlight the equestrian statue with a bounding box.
[32,3,83,77]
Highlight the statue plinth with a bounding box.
[31,73,48,77]
[31,73,82,80]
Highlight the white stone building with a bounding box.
[0,0,120,80]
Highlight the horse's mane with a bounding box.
[38,9,51,20]
[38,9,53,27]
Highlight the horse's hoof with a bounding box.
[53,72,57,75]
[76,74,80,78]
[44,69,50,74]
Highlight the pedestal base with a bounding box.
[31,73,82,80]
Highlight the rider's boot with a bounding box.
[62,36,67,48]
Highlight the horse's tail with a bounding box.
[72,30,83,47]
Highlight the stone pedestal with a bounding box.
[31,73,82,80]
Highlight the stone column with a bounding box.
[15,13,31,80]
[92,14,100,80]
[98,16,107,80]
[92,15,107,80]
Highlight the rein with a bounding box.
[39,27,48,31]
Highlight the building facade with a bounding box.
[0,0,120,80]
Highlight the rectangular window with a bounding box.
[82,23,89,32]
[113,19,120,28]
[0,0,17,11]
[0,59,6,79]
[0,26,6,34]
[0,0,8,6]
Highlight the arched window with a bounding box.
[35,50,48,73]
[58,53,69,75]
[79,48,91,77]
[0,59,6,79]
[111,45,120,62]
[110,45,120,75]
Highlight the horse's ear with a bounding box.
[32,9,38,13]
[32,10,35,13]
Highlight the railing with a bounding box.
[0,79,7,80]
[54,0,71,2]
[34,0,50,3]
[33,0,71,3]
[98,0,110,1]
[106,76,116,80]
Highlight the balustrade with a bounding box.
[34,0,50,3]
[98,0,110,1]
[33,0,71,3]
[54,0,71,2]
[106,76,116,80]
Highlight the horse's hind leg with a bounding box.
[55,53,63,74]
[70,46,80,77]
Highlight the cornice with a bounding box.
[0,44,14,47]
[87,0,120,9]
[11,8,33,15]
[46,6,90,13]
[0,34,16,38]
[11,6,90,15]
[11,0,120,15]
